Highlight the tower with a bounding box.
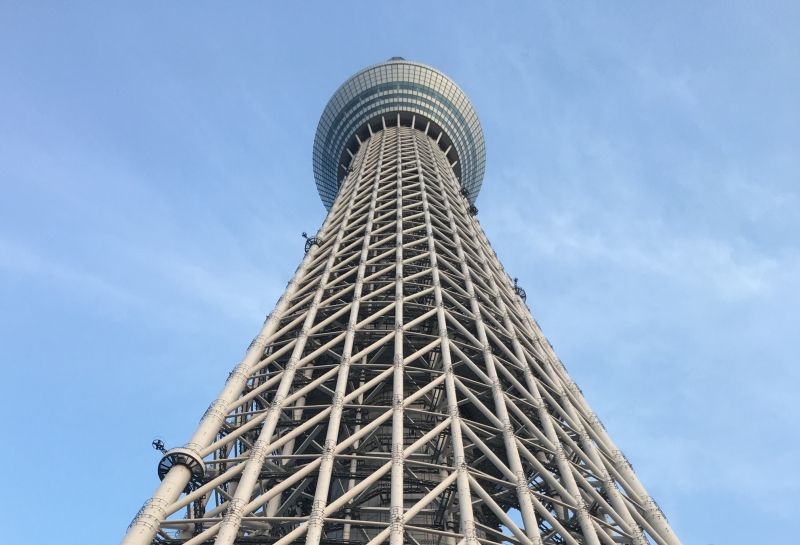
[122,59,681,545]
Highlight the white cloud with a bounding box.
[492,199,782,301]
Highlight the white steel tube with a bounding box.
[416,133,480,545]
[213,145,370,545]
[430,139,542,544]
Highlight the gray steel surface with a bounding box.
[122,63,681,545]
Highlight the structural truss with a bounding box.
[122,60,681,545]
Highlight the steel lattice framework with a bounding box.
[122,60,681,545]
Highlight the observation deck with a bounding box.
[312,58,486,210]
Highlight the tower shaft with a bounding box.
[123,121,681,545]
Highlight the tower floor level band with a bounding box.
[122,59,682,545]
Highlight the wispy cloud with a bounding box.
[0,234,285,330]
[0,236,150,313]
[491,194,784,301]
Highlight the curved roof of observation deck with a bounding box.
[313,58,486,210]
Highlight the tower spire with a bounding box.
[122,59,681,545]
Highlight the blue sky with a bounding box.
[1,2,798,544]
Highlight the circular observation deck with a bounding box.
[313,58,486,210]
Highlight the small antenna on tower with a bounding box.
[302,232,322,254]
[513,277,527,302]
[151,438,167,453]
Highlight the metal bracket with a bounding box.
[302,232,322,254]
[513,277,527,302]
[157,448,205,492]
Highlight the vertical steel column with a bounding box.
[304,129,386,545]
[550,360,681,545]
[213,140,371,545]
[514,296,681,545]
[264,369,311,522]
[470,217,681,545]
[121,154,358,545]
[390,125,406,545]
[456,193,602,545]
[427,136,541,544]
[341,367,366,543]
[414,131,480,545]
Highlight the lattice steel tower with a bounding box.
[123,59,682,545]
